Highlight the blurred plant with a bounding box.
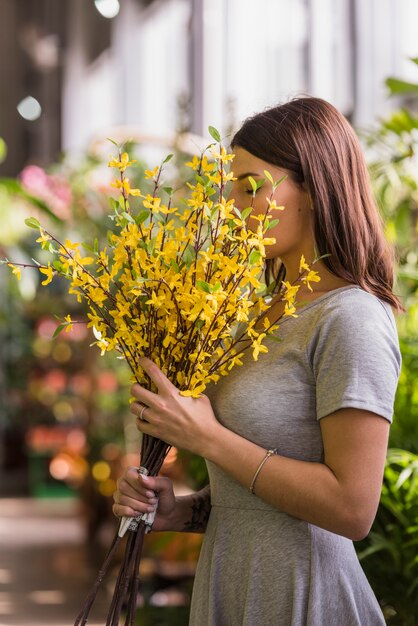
[355,58,418,624]
[357,449,418,625]
[363,57,418,453]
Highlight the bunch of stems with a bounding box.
[2,137,320,625]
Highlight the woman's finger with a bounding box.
[137,357,178,394]
[131,383,159,408]
[112,500,156,518]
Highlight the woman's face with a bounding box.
[228,147,315,262]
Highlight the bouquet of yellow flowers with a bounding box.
[4,127,319,625]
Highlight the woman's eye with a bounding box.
[245,189,256,195]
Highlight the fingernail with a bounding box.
[145,490,155,498]
[141,475,149,481]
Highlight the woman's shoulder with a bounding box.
[314,286,396,330]
[303,286,401,364]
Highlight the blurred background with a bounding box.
[0,1,418,625]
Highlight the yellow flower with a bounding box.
[282,281,300,303]
[299,254,310,274]
[8,263,21,280]
[210,146,235,162]
[36,229,52,249]
[25,145,318,404]
[284,302,298,317]
[185,155,215,173]
[144,166,159,179]
[39,264,54,286]
[108,152,137,172]
[64,314,73,332]
[252,333,269,361]
[111,178,141,197]
[266,198,285,211]
[301,270,321,292]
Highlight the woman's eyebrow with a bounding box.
[236,172,261,181]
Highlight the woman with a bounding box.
[113,97,402,625]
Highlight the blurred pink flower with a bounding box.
[20,164,73,219]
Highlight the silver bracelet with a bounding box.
[250,448,278,494]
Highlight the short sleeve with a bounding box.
[311,293,401,422]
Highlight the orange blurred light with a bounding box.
[98,478,117,497]
[50,455,71,480]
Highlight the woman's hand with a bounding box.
[130,357,223,457]
[113,466,176,532]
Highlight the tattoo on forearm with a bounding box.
[183,485,211,532]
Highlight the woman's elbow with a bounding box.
[343,505,376,542]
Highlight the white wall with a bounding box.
[61,0,418,153]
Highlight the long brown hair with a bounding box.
[231,96,403,312]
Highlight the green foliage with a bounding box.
[208,125,221,142]
[356,57,418,624]
[357,450,418,625]
[364,57,418,455]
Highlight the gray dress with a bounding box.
[189,286,401,626]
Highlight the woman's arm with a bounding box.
[130,358,390,541]
[201,408,389,541]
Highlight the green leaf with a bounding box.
[196,280,212,293]
[212,281,221,292]
[248,176,258,193]
[107,230,115,246]
[208,126,221,142]
[122,211,135,223]
[385,77,418,96]
[263,170,274,185]
[136,210,150,225]
[94,238,99,254]
[256,178,265,190]
[241,207,253,221]
[183,245,195,266]
[163,153,173,164]
[53,324,66,338]
[53,260,64,272]
[411,57,418,65]
[273,175,287,190]
[106,137,119,147]
[266,218,280,230]
[249,250,262,264]
[109,197,119,212]
[163,186,173,196]
[147,236,157,255]
[170,259,180,273]
[25,217,41,230]
[153,212,166,225]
